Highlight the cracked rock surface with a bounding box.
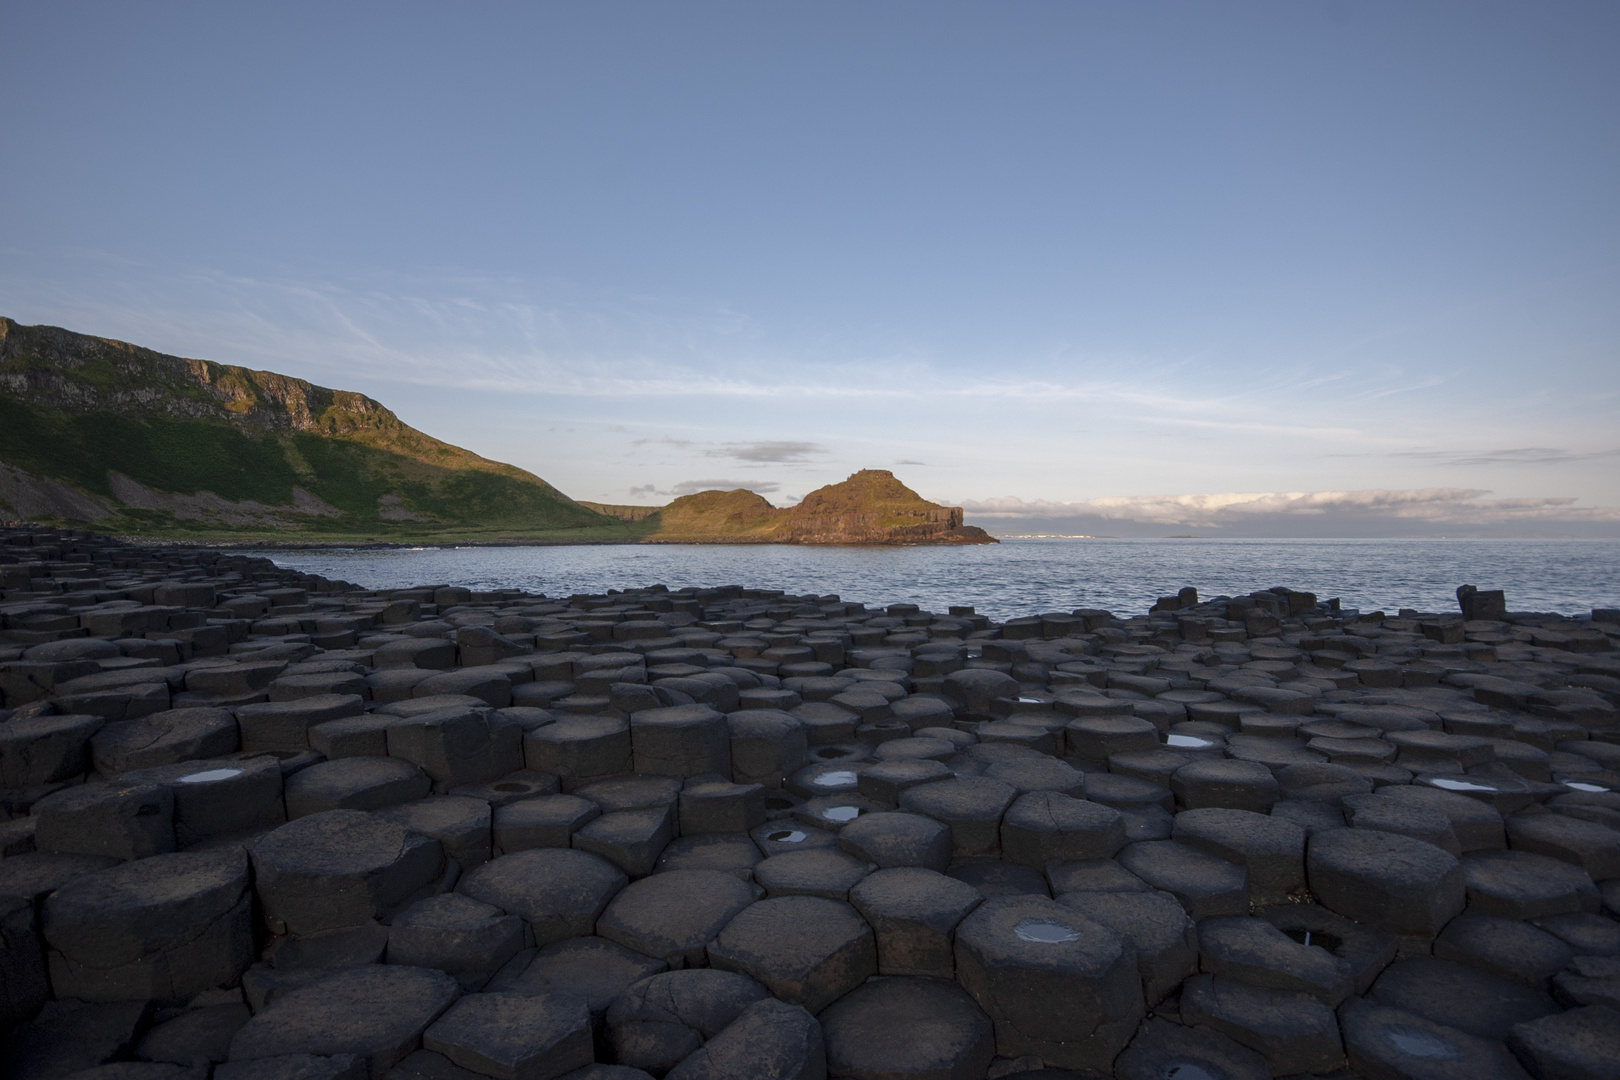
[1,524,1619,1077]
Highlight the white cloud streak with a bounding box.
[632,479,781,498]
[962,489,1620,527]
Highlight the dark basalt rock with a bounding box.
[2,526,1618,1080]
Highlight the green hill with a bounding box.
[0,317,635,543]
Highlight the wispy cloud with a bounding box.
[705,441,824,464]
[631,479,781,498]
[0,252,1415,425]
[962,488,1620,527]
[1389,447,1620,467]
[633,436,699,451]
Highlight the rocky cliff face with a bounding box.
[2,318,531,472]
[649,470,996,545]
[0,318,616,539]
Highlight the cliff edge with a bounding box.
[0,318,622,540]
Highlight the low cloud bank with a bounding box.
[629,479,782,499]
[961,488,1620,538]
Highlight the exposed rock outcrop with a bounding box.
[0,318,617,539]
[648,470,996,545]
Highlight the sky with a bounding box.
[2,1,1617,537]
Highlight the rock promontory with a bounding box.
[641,470,996,545]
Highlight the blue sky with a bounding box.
[3,1,1617,535]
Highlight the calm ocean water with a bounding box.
[246,538,1620,623]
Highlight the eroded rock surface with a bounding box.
[0,525,1617,1078]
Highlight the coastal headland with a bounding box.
[0,521,1616,1078]
[0,319,990,547]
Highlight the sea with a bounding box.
[243,538,1620,623]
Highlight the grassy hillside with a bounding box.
[0,318,636,542]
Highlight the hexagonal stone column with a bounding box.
[706,895,876,1013]
[122,756,286,847]
[1000,792,1126,869]
[0,892,48,1030]
[1114,1018,1269,1080]
[228,965,461,1078]
[1054,889,1195,1004]
[375,795,493,869]
[1117,840,1248,917]
[597,869,761,968]
[1460,848,1600,920]
[679,781,766,835]
[1171,760,1281,813]
[31,782,175,860]
[1172,807,1305,906]
[953,895,1144,1070]
[1256,903,1397,996]
[523,716,632,789]
[1196,916,1354,1004]
[1507,1005,1620,1080]
[422,991,592,1080]
[1506,812,1620,881]
[1379,784,1506,851]
[727,709,807,789]
[456,848,626,947]
[386,707,523,793]
[1343,793,1462,855]
[1180,973,1344,1076]
[42,847,253,1004]
[1065,716,1158,764]
[631,704,731,779]
[755,848,875,900]
[819,976,995,1080]
[0,713,103,787]
[252,810,445,936]
[495,937,665,1024]
[664,997,825,1080]
[835,811,951,871]
[236,695,364,753]
[898,777,1018,856]
[573,805,675,878]
[1340,998,1532,1080]
[606,968,769,1076]
[849,866,982,979]
[283,757,432,818]
[1432,912,1573,988]
[1307,828,1464,937]
[90,706,239,774]
[1367,956,1558,1039]
[387,894,526,990]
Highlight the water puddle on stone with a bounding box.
[177,767,243,784]
[1166,734,1213,749]
[1565,781,1609,793]
[1017,697,1044,704]
[1385,1028,1460,1060]
[822,806,862,822]
[766,829,808,843]
[814,771,859,788]
[1162,1065,1221,1080]
[1428,778,1496,792]
[1013,918,1080,943]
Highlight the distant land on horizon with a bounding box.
[0,318,990,546]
